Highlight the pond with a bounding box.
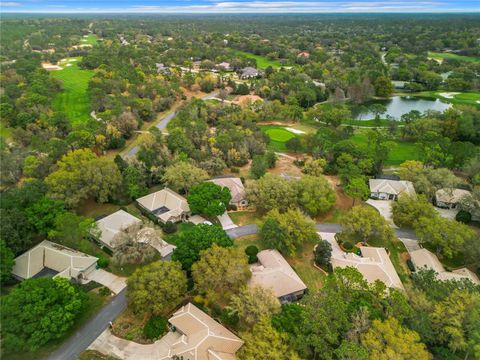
[354,96,452,120]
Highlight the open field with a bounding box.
[81,34,98,45]
[230,49,283,69]
[350,130,421,166]
[51,57,94,125]
[261,125,300,151]
[428,51,480,63]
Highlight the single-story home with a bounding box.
[332,246,404,290]
[410,248,479,284]
[209,176,248,210]
[240,67,260,79]
[94,210,143,251]
[12,240,98,282]
[159,303,244,359]
[136,188,190,223]
[156,63,170,74]
[216,62,231,71]
[297,51,310,59]
[249,249,307,303]
[435,188,471,209]
[369,179,416,201]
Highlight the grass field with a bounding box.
[261,126,300,151]
[81,34,98,45]
[51,57,94,125]
[414,91,480,107]
[350,130,421,166]
[428,51,480,64]
[230,49,283,69]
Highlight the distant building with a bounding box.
[297,51,310,59]
[12,240,98,282]
[136,188,190,223]
[435,188,471,209]
[210,176,248,210]
[216,62,231,71]
[249,249,307,303]
[369,179,416,201]
[156,63,170,74]
[240,67,260,79]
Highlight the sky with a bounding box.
[0,0,479,13]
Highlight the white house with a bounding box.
[94,210,143,251]
[369,179,416,200]
[136,188,191,223]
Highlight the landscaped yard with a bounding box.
[51,57,94,125]
[230,49,283,69]
[428,51,480,63]
[229,211,258,226]
[261,125,301,151]
[80,34,98,45]
[78,350,120,360]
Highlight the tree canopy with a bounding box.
[187,182,232,217]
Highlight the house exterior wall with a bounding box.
[28,247,45,277]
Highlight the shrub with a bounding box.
[455,210,472,224]
[314,240,332,268]
[99,286,111,296]
[406,259,415,272]
[342,241,354,250]
[220,308,240,329]
[245,245,259,264]
[97,256,110,268]
[230,167,240,173]
[162,221,177,234]
[143,315,168,340]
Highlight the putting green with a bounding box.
[264,128,296,142]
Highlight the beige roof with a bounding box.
[159,303,243,360]
[410,248,479,284]
[95,210,142,249]
[249,249,307,298]
[12,240,98,280]
[137,188,190,222]
[369,179,416,197]
[435,188,471,204]
[331,246,404,289]
[209,177,246,204]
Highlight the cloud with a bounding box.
[0,1,23,6]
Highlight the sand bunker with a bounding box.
[285,127,306,135]
[438,92,460,99]
[41,62,63,71]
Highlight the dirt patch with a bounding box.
[268,155,302,177]
[325,175,353,210]
[258,121,297,126]
[112,308,152,344]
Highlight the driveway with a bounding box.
[226,224,258,238]
[399,238,421,252]
[435,207,459,220]
[366,199,397,228]
[45,289,127,360]
[88,269,127,295]
[217,211,237,230]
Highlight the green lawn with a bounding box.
[51,57,94,125]
[415,91,480,107]
[350,130,421,166]
[230,49,283,69]
[229,211,258,226]
[342,118,405,127]
[80,34,98,45]
[428,51,480,64]
[261,125,300,151]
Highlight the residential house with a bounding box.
[435,188,471,209]
[410,248,479,284]
[156,63,170,74]
[369,179,416,200]
[240,67,260,79]
[94,210,143,251]
[136,188,191,223]
[210,176,248,210]
[12,240,98,282]
[158,303,244,359]
[297,51,310,59]
[135,227,176,260]
[249,249,307,303]
[216,62,231,71]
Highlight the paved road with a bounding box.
[227,223,418,240]
[45,289,127,360]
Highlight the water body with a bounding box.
[354,96,452,120]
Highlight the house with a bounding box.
[209,176,247,210]
[369,179,416,200]
[435,188,471,209]
[156,63,170,74]
[249,249,307,303]
[410,248,479,284]
[159,303,244,359]
[297,51,310,59]
[94,210,143,251]
[135,227,176,260]
[240,67,260,79]
[136,188,191,223]
[12,240,98,282]
[217,62,231,71]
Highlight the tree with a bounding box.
[314,239,332,268]
[340,206,394,245]
[374,76,394,97]
[309,105,351,127]
[344,177,370,206]
[122,166,148,199]
[172,224,233,271]
[391,194,437,228]
[260,208,318,255]
[297,175,336,216]
[286,137,302,152]
[45,149,122,208]
[162,162,209,194]
[238,316,301,360]
[246,174,298,213]
[192,244,251,300]
[361,317,430,360]
[250,155,268,179]
[1,277,82,351]
[25,197,66,236]
[302,158,326,177]
[228,285,281,328]
[47,212,94,248]
[187,182,231,217]
[111,225,158,265]
[414,216,475,259]
[0,240,15,284]
[127,261,187,316]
